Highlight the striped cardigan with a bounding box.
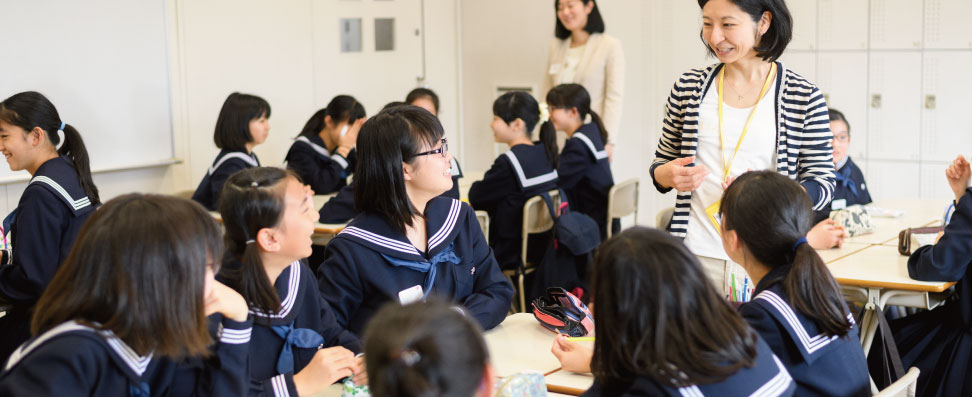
[650,62,835,237]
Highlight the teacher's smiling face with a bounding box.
[701,0,771,64]
[557,0,594,33]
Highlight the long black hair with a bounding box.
[406,88,440,115]
[492,91,557,166]
[554,0,605,40]
[0,91,100,205]
[213,92,271,151]
[540,83,608,167]
[296,95,366,140]
[590,227,759,387]
[719,170,852,337]
[354,106,444,235]
[217,167,294,317]
[364,300,489,397]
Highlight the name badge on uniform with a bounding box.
[548,63,562,75]
[831,198,847,211]
[398,285,424,305]
[706,199,723,234]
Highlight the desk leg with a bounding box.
[860,287,882,356]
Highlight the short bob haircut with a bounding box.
[405,88,440,115]
[214,92,271,151]
[354,105,444,234]
[590,227,760,387]
[828,108,850,137]
[32,194,222,358]
[364,299,488,396]
[698,0,792,62]
[554,0,605,40]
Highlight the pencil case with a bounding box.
[829,205,874,237]
[898,226,945,256]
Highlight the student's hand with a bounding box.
[336,118,366,158]
[807,219,847,249]
[350,356,368,386]
[204,281,249,322]
[935,230,946,245]
[655,156,710,192]
[293,347,356,395]
[605,143,614,163]
[945,155,971,203]
[551,335,592,373]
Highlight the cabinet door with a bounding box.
[788,0,817,51]
[921,162,957,200]
[924,0,972,49]
[780,52,816,83]
[870,0,923,49]
[921,51,972,162]
[817,52,869,161]
[818,0,867,50]
[867,159,921,200]
[867,52,922,161]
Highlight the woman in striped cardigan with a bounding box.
[650,0,835,296]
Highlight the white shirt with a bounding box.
[684,80,778,259]
[558,44,586,84]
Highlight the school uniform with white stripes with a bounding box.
[739,265,870,396]
[0,156,96,362]
[218,260,360,397]
[284,135,355,195]
[192,150,260,211]
[0,317,252,396]
[318,197,514,335]
[582,336,796,396]
[558,123,616,240]
[468,143,559,269]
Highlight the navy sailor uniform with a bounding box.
[740,265,870,396]
[318,197,514,335]
[582,337,795,396]
[318,160,464,225]
[0,156,96,362]
[468,143,558,269]
[192,149,260,211]
[284,135,355,195]
[868,187,972,396]
[832,156,871,208]
[558,123,616,240]
[0,316,252,396]
[218,259,360,397]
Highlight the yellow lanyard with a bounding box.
[716,63,776,183]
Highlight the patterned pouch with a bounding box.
[829,205,874,237]
[494,372,546,397]
[342,374,370,397]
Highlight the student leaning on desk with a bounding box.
[868,154,972,396]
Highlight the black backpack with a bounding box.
[527,189,601,303]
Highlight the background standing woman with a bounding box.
[542,0,625,155]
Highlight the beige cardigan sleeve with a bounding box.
[599,36,625,144]
[540,38,564,104]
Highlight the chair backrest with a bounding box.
[474,210,489,240]
[656,207,675,230]
[521,189,561,264]
[606,178,639,238]
[874,367,920,397]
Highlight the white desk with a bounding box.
[483,313,562,378]
[844,199,947,245]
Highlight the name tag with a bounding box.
[548,63,562,75]
[831,199,847,210]
[398,285,424,305]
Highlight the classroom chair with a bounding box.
[606,178,639,239]
[874,367,920,397]
[656,207,675,229]
[503,189,561,313]
[474,210,489,241]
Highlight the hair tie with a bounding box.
[792,237,808,252]
[539,102,550,124]
[58,121,65,132]
[245,239,256,245]
[399,350,421,367]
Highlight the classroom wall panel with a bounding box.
[781,52,817,83]
[867,160,922,201]
[923,0,972,50]
[920,162,957,201]
[788,0,817,51]
[920,51,972,163]
[817,0,868,50]
[869,0,924,50]
[866,52,922,161]
[817,52,869,161]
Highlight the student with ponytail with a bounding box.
[0,91,100,362]
[719,170,869,396]
[192,92,271,210]
[285,95,366,195]
[218,167,365,396]
[468,91,559,270]
[364,300,496,397]
[544,83,616,240]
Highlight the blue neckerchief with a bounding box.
[129,382,150,397]
[3,210,16,235]
[271,321,325,374]
[380,243,462,299]
[834,164,858,196]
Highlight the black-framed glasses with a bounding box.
[414,138,448,158]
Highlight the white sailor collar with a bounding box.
[28,156,94,215]
[208,150,259,175]
[294,135,331,159]
[504,144,558,189]
[5,321,154,382]
[751,282,856,364]
[337,197,465,261]
[570,124,608,161]
[243,260,305,325]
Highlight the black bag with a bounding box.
[527,190,600,303]
[868,305,905,389]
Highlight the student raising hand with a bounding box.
[335,117,365,158]
[551,334,592,373]
[946,155,971,203]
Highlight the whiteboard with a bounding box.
[0,0,173,180]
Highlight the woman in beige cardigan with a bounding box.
[542,0,625,155]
